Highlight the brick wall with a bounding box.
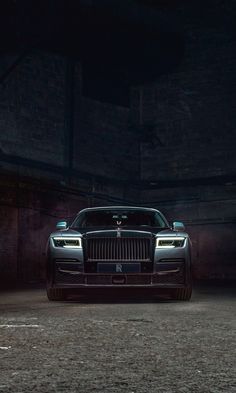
[134,0,236,279]
[0,50,138,284]
[135,2,236,181]
[0,51,138,189]
[0,173,137,284]
[74,97,138,181]
[0,52,66,167]
[139,184,236,279]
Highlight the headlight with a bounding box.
[52,237,82,248]
[156,237,186,248]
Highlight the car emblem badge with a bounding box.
[116,264,123,273]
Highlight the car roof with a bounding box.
[77,206,162,215]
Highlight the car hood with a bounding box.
[50,227,188,238]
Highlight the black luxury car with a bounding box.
[46,206,192,301]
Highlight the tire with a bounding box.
[46,287,67,301]
[173,286,192,301]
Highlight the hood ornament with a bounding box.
[117,227,121,238]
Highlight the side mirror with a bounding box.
[173,221,185,232]
[56,221,67,230]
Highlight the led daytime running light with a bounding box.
[156,237,185,248]
[53,237,82,248]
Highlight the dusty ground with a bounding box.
[0,286,235,393]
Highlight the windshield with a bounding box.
[72,210,167,228]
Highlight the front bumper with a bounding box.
[50,259,190,289]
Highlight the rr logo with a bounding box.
[116,264,123,273]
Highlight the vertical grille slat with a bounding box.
[95,239,97,259]
[132,239,135,260]
[92,239,94,259]
[125,238,128,260]
[87,237,151,261]
[143,240,146,260]
[104,238,107,260]
[140,239,143,260]
[116,239,119,260]
[109,238,111,260]
[99,242,102,256]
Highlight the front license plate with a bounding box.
[97,263,141,273]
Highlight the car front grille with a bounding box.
[86,237,151,261]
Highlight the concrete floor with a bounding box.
[0,286,235,393]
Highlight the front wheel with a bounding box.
[172,287,192,301]
[46,286,67,301]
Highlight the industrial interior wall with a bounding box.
[0,173,128,284]
[74,97,139,181]
[0,51,137,284]
[0,52,67,168]
[139,186,236,280]
[136,1,236,279]
[0,51,138,183]
[0,175,86,284]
